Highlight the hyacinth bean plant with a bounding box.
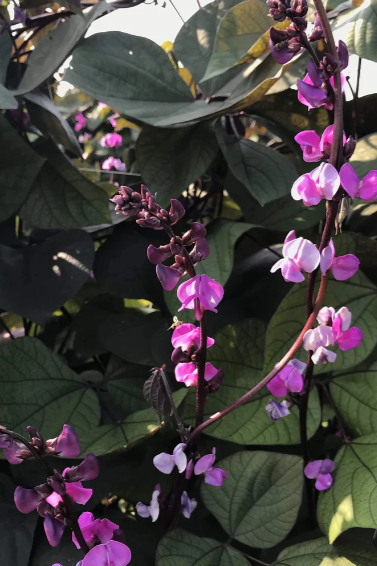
[2,0,377,564]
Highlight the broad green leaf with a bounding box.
[276,537,377,566]
[156,529,249,566]
[0,229,94,325]
[182,319,321,444]
[14,2,109,94]
[20,146,110,229]
[136,123,218,206]
[266,50,308,95]
[0,84,17,109]
[0,32,12,85]
[217,124,298,206]
[0,114,45,221]
[202,0,271,81]
[332,0,377,63]
[202,451,303,548]
[105,356,149,416]
[264,271,377,375]
[350,132,377,177]
[25,91,81,156]
[318,434,377,542]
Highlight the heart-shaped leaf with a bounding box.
[276,537,377,566]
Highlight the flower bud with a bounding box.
[344,136,356,160]
[320,54,338,76]
[169,199,185,225]
[182,222,206,245]
[45,424,80,458]
[64,453,99,483]
[191,238,210,263]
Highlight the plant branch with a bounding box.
[299,355,316,522]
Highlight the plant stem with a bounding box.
[301,34,321,67]
[195,314,207,427]
[299,356,316,522]
[159,366,187,440]
[322,383,350,443]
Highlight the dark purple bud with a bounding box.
[169,199,185,225]
[289,0,308,16]
[320,54,337,76]
[182,222,206,245]
[140,184,152,199]
[156,264,182,291]
[147,244,172,265]
[171,347,191,364]
[344,136,356,160]
[14,486,41,514]
[307,60,323,88]
[289,17,307,34]
[136,217,164,229]
[48,477,66,497]
[44,515,64,547]
[338,40,349,71]
[308,11,323,41]
[206,369,224,394]
[191,238,210,263]
[112,529,126,544]
[64,453,99,483]
[267,0,290,21]
[45,424,80,458]
[269,28,302,64]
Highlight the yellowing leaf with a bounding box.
[114,117,141,131]
[178,67,196,97]
[161,40,174,53]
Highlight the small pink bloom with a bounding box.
[82,540,131,566]
[171,323,214,351]
[267,359,306,397]
[295,125,347,162]
[102,157,126,171]
[153,443,187,474]
[194,448,227,487]
[320,239,359,281]
[72,512,119,549]
[177,275,224,320]
[292,163,340,206]
[45,424,80,458]
[340,163,377,201]
[317,306,335,325]
[332,307,363,350]
[74,113,86,132]
[304,459,334,491]
[100,133,122,148]
[311,346,337,364]
[271,231,320,283]
[303,326,334,351]
[175,362,218,387]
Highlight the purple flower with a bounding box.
[181,491,197,518]
[44,514,65,547]
[136,485,161,522]
[194,448,227,487]
[74,113,86,132]
[267,359,306,397]
[177,275,224,321]
[14,486,41,514]
[153,443,187,474]
[294,125,347,162]
[45,424,80,458]
[156,264,182,291]
[100,133,122,148]
[175,362,218,387]
[320,239,359,281]
[270,230,320,283]
[72,512,119,549]
[339,163,377,201]
[81,540,131,566]
[291,162,340,206]
[265,400,290,421]
[297,74,327,110]
[311,346,337,364]
[63,452,99,482]
[269,27,303,64]
[171,323,214,351]
[46,468,93,507]
[169,199,185,225]
[102,157,126,172]
[304,459,334,491]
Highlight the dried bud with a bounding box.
[147,244,172,265]
[169,199,185,225]
[64,453,99,483]
[182,222,206,245]
[206,369,224,394]
[344,136,356,160]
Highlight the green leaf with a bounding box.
[20,146,110,229]
[0,32,12,85]
[136,123,218,206]
[25,91,81,156]
[0,84,17,109]
[318,434,377,542]
[202,0,271,81]
[182,319,321,444]
[350,132,377,177]
[276,537,377,565]
[217,123,298,206]
[106,356,150,416]
[332,0,377,63]
[156,529,250,566]
[264,271,377,375]
[0,114,45,221]
[14,2,109,95]
[202,451,302,548]
[0,229,94,325]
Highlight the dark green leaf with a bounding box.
[14,2,109,94]
[136,123,218,206]
[0,229,94,324]
[25,91,81,156]
[0,114,45,221]
[0,84,17,109]
[29,530,82,566]
[202,451,303,547]
[143,368,171,419]
[106,356,149,416]
[276,537,377,565]
[0,32,12,85]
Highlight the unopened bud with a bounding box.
[182,222,206,245]
[169,199,185,225]
[344,136,356,160]
[206,369,224,394]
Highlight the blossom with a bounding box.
[44,514,65,547]
[311,346,337,364]
[100,133,122,148]
[175,362,218,387]
[320,239,359,280]
[297,60,346,111]
[270,230,320,283]
[194,448,227,486]
[177,275,224,321]
[304,459,334,491]
[156,265,182,291]
[294,125,347,163]
[339,163,377,201]
[332,307,363,351]
[267,359,306,397]
[265,400,290,421]
[45,424,80,458]
[153,443,187,474]
[291,162,340,206]
[46,470,93,507]
[181,491,197,518]
[74,113,86,132]
[102,157,126,171]
[81,541,131,566]
[63,452,99,482]
[136,485,161,522]
[171,323,214,351]
[72,512,119,549]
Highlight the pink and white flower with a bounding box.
[339,163,377,201]
[177,275,224,321]
[267,359,306,397]
[291,163,340,206]
[320,239,359,281]
[270,230,320,283]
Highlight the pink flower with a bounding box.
[171,323,214,351]
[81,540,131,566]
[100,133,122,148]
[177,274,224,321]
[72,512,119,549]
[74,113,86,132]
[297,61,346,111]
[136,485,161,522]
[175,362,218,387]
[304,459,334,491]
[295,125,346,162]
[270,230,320,283]
[46,467,93,507]
[320,239,359,280]
[194,448,227,486]
[332,307,363,351]
[291,162,340,206]
[311,346,337,364]
[339,163,377,201]
[153,443,187,474]
[267,359,306,397]
[102,157,126,171]
[45,424,80,458]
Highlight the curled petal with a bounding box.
[64,453,99,482]
[291,174,321,206]
[315,473,333,491]
[331,254,359,281]
[295,239,320,273]
[171,323,197,348]
[290,359,307,374]
[47,424,80,458]
[284,230,296,244]
[294,130,322,162]
[205,467,227,487]
[14,486,40,514]
[311,346,337,364]
[193,238,210,261]
[337,327,363,351]
[334,307,352,331]
[320,245,334,274]
[66,482,93,505]
[44,515,64,547]
[194,453,216,475]
[315,162,340,200]
[339,163,360,199]
[147,244,172,265]
[153,453,175,474]
[173,443,187,473]
[175,362,197,387]
[317,306,335,325]
[297,79,326,110]
[281,259,305,283]
[267,374,288,397]
[204,362,218,381]
[156,264,181,291]
[169,199,185,225]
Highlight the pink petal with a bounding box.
[304,460,323,479]
[194,453,216,475]
[96,519,120,544]
[199,275,224,309]
[289,359,307,374]
[285,368,304,393]
[331,254,359,280]
[320,245,334,274]
[297,78,327,109]
[334,307,352,331]
[359,170,377,201]
[44,515,64,547]
[316,162,340,200]
[171,323,197,348]
[337,327,363,350]
[320,459,335,474]
[83,544,108,566]
[303,329,318,351]
[291,174,321,205]
[270,258,286,273]
[204,468,227,487]
[66,482,92,505]
[296,239,320,273]
[315,473,333,491]
[281,259,305,283]
[267,374,287,397]
[339,163,360,198]
[311,346,337,364]
[294,130,322,162]
[105,541,132,566]
[53,424,80,458]
[174,362,197,387]
[284,230,296,244]
[316,325,334,347]
[14,486,40,514]
[156,264,181,291]
[46,492,63,507]
[204,362,218,381]
[147,244,172,265]
[317,306,335,325]
[153,453,175,474]
[177,276,199,304]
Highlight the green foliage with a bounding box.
[332,0,377,63]
[276,537,377,565]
